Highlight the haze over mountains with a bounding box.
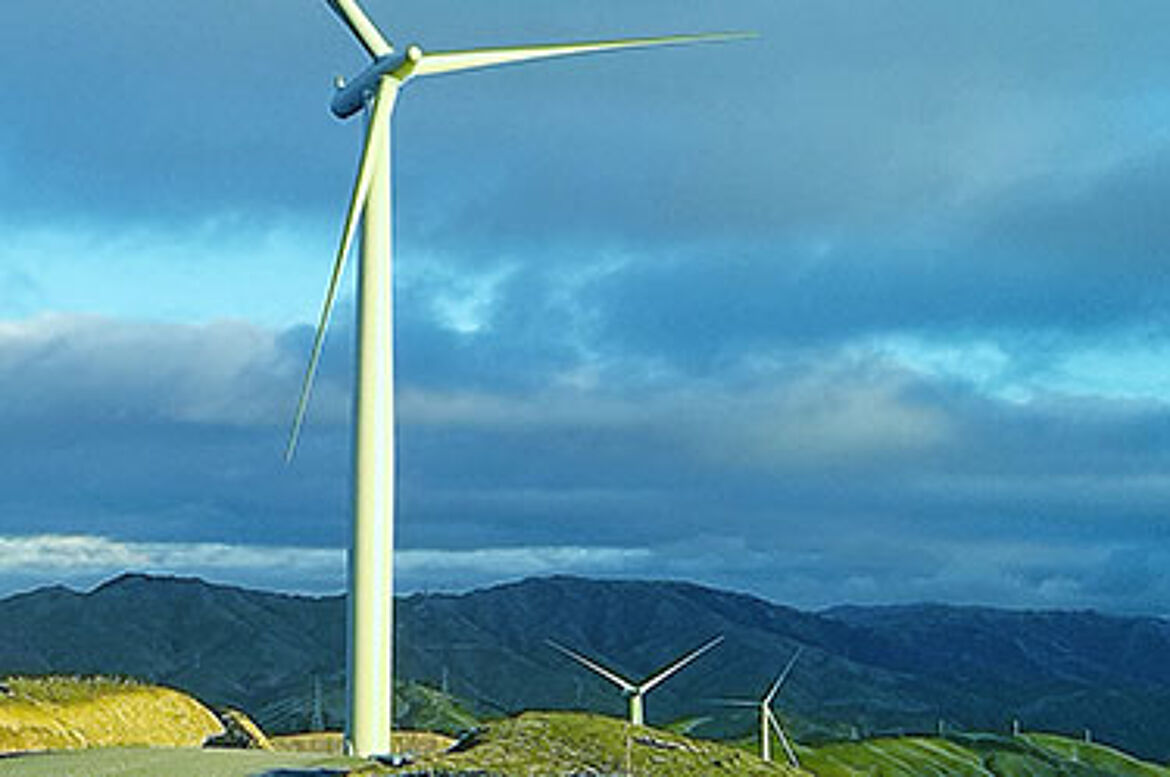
[4,574,1170,762]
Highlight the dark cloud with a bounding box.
[4,314,1170,612]
[0,316,350,546]
[6,1,1170,613]
[6,0,1166,237]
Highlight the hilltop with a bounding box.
[1,676,1168,776]
[0,675,222,752]
[3,692,1169,777]
[376,721,1170,777]
[376,710,803,776]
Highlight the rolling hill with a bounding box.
[378,710,803,776]
[798,732,1170,777]
[0,675,223,752]
[4,573,1170,762]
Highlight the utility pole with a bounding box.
[311,675,325,732]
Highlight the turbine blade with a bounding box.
[764,646,803,706]
[409,32,755,78]
[285,82,395,462]
[768,709,801,769]
[324,0,392,58]
[639,635,723,694]
[546,640,637,693]
[705,698,757,708]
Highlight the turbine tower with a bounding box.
[548,636,723,726]
[715,647,802,767]
[286,0,750,759]
[759,648,801,767]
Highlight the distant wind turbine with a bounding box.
[547,636,723,726]
[282,0,751,759]
[713,647,802,767]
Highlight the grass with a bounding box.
[367,710,803,776]
[269,730,453,756]
[800,736,992,777]
[1023,732,1170,776]
[3,730,1167,777]
[394,682,480,737]
[2,676,140,704]
[0,675,223,752]
[271,731,347,754]
[5,677,1170,777]
[797,732,1170,777]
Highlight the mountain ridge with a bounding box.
[4,573,1170,761]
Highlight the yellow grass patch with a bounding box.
[0,676,223,753]
[270,729,454,756]
[271,731,345,754]
[393,730,456,755]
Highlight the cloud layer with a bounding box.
[3,1,1170,613]
[2,311,1170,613]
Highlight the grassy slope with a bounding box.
[803,737,1004,777]
[10,575,1170,761]
[395,681,480,736]
[0,676,223,752]
[1024,733,1170,776]
[371,710,804,776]
[5,732,1167,777]
[4,675,1168,777]
[800,732,1170,777]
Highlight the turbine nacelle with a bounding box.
[288,28,750,460]
[332,45,424,119]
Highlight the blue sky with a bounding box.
[3,0,1170,614]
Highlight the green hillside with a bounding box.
[352,716,1170,777]
[394,680,481,736]
[1023,733,1170,777]
[7,574,1170,762]
[799,732,1170,777]
[3,684,1169,777]
[372,710,804,776]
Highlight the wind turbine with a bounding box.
[285,0,750,759]
[713,647,802,767]
[547,636,723,726]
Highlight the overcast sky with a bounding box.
[3,0,1170,614]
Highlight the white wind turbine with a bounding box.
[715,647,802,767]
[547,636,723,726]
[284,0,751,759]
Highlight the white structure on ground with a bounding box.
[715,647,802,767]
[286,0,749,758]
[548,636,723,726]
